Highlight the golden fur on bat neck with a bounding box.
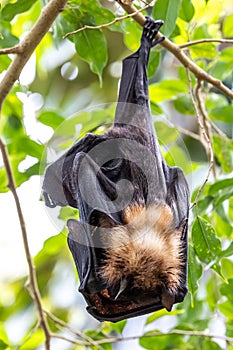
[100,203,185,293]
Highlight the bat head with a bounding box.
[99,204,187,312]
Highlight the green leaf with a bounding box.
[0,0,38,21]
[0,54,11,72]
[229,197,233,222]
[208,178,233,195]
[179,0,195,22]
[165,144,192,174]
[140,331,164,350]
[152,0,181,37]
[122,19,141,51]
[0,339,8,350]
[38,111,65,130]
[190,43,217,60]
[219,300,233,320]
[214,207,233,238]
[148,51,161,79]
[149,80,187,103]
[210,106,233,123]
[203,339,222,350]
[61,8,108,82]
[220,242,233,259]
[173,95,195,115]
[223,13,233,37]
[109,320,127,334]
[0,168,8,193]
[213,135,233,173]
[35,233,67,264]
[220,280,233,303]
[188,246,203,306]
[0,21,18,49]
[155,121,179,144]
[146,308,184,325]
[9,137,44,160]
[219,47,233,63]
[214,189,233,207]
[195,196,213,214]
[74,28,107,84]
[59,206,79,221]
[20,329,44,350]
[150,103,163,116]
[192,216,222,265]
[222,259,233,279]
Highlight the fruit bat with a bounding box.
[42,17,190,322]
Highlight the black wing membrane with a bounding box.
[42,18,189,322]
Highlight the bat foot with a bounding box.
[143,17,165,47]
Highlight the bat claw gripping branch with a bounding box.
[143,16,165,47]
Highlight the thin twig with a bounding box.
[176,125,201,141]
[194,79,215,175]
[185,73,214,207]
[209,119,229,138]
[179,38,233,49]
[52,328,233,346]
[45,310,105,350]
[16,321,40,350]
[63,1,155,38]
[0,0,69,111]
[0,138,51,350]
[51,333,88,346]
[96,329,233,345]
[0,45,22,55]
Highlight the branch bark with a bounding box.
[0,1,69,348]
[179,38,233,49]
[0,138,51,350]
[0,0,68,111]
[116,1,233,100]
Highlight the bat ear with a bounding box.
[161,288,175,312]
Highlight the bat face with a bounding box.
[99,204,186,311]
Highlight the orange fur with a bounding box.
[100,204,185,294]
[123,205,145,224]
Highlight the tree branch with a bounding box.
[0,45,22,55]
[48,328,233,347]
[63,1,233,99]
[64,0,155,38]
[179,38,233,49]
[0,1,70,348]
[0,138,51,350]
[116,1,233,100]
[45,310,105,350]
[0,0,68,111]
[186,72,215,207]
[95,329,233,345]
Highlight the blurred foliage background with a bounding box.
[0,0,233,349]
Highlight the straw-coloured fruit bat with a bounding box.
[43,17,190,322]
